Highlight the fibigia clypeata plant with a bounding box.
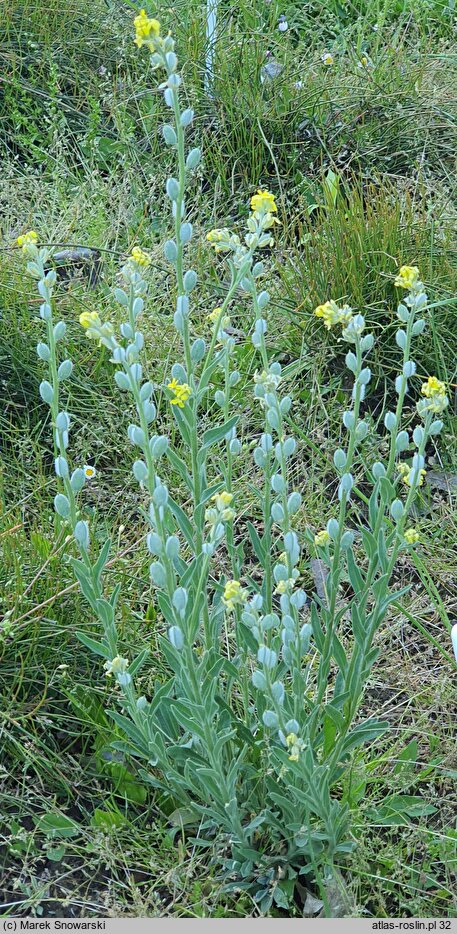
[17,10,450,914]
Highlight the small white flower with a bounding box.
[83,464,97,480]
[278,15,288,31]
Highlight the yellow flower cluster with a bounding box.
[207,189,278,257]
[314,300,352,331]
[103,655,129,677]
[274,578,297,595]
[285,732,305,762]
[207,306,230,328]
[421,376,445,398]
[420,376,448,414]
[314,529,330,547]
[212,491,235,520]
[134,9,161,49]
[80,311,101,330]
[250,189,277,215]
[17,230,38,256]
[79,311,114,346]
[398,462,426,488]
[167,378,191,408]
[404,528,420,544]
[249,189,279,234]
[206,228,241,253]
[222,579,247,611]
[394,265,420,291]
[207,306,222,322]
[131,246,152,267]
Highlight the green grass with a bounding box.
[1,0,457,918]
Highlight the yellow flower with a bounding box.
[167,377,191,408]
[207,306,222,322]
[314,300,352,331]
[17,230,38,248]
[404,528,420,544]
[250,189,277,215]
[206,491,235,526]
[212,491,233,510]
[314,529,330,547]
[418,375,448,415]
[321,52,334,66]
[104,655,129,677]
[131,246,151,267]
[134,9,160,48]
[274,578,296,595]
[285,732,305,761]
[222,579,247,611]
[398,462,426,488]
[394,265,420,290]
[17,230,38,256]
[421,376,446,399]
[84,465,96,480]
[80,311,101,330]
[206,228,241,253]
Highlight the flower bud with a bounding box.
[168,626,184,650]
[183,269,197,291]
[257,646,278,669]
[180,222,193,244]
[172,587,188,614]
[287,492,301,514]
[333,448,347,470]
[58,359,73,381]
[252,670,267,690]
[390,499,404,522]
[429,420,443,435]
[327,518,339,539]
[165,535,180,559]
[54,493,71,518]
[411,319,426,336]
[39,380,54,405]
[191,338,205,362]
[372,461,386,479]
[133,460,148,482]
[395,431,409,452]
[384,411,397,432]
[164,239,178,263]
[162,124,177,145]
[271,473,285,493]
[147,532,163,555]
[150,561,167,587]
[263,710,279,728]
[37,342,50,361]
[271,503,285,523]
[395,329,407,350]
[185,147,201,170]
[413,426,424,446]
[180,108,194,127]
[70,468,86,492]
[74,520,89,550]
[53,321,66,341]
[54,456,69,478]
